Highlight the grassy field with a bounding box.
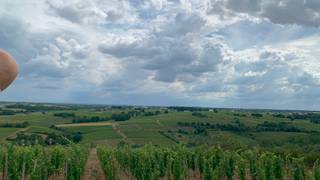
[64,126,122,144]
[0,103,320,150]
[0,128,20,141]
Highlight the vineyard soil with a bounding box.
[82,149,106,180]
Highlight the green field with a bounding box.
[0,103,320,152]
[2,103,320,179]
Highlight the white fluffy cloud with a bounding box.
[0,0,320,109]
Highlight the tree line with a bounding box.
[177,120,309,134]
[273,112,320,124]
[0,121,29,128]
[58,110,169,124]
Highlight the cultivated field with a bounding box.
[56,122,112,127]
[1,103,320,179]
[0,103,320,149]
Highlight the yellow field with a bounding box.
[56,122,113,127]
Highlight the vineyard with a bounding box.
[0,145,88,180]
[1,104,320,179]
[1,144,320,179]
[98,145,320,180]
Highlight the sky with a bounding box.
[1,0,320,110]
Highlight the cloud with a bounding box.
[99,11,225,82]
[47,0,139,25]
[215,0,320,27]
[47,0,106,24]
[216,20,318,50]
[225,47,320,109]
[225,0,261,13]
[1,0,320,109]
[0,15,37,64]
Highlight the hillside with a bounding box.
[1,103,320,179]
[0,103,319,152]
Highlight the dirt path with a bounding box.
[112,123,134,145]
[82,149,106,180]
[112,123,127,139]
[56,122,112,127]
[156,119,164,127]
